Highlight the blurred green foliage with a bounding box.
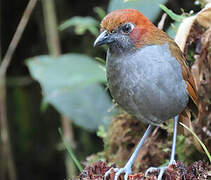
[59,16,99,36]
[97,125,107,138]
[26,54,115,131]
[93,7,107,20]
[108,0,167,21]
[160,4,186,22]
[58,128,83,171]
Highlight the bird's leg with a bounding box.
[145,115,179,180]
[104,125,153,180]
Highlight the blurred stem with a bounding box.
[42,0,76,178]
[158,13,167,30]
[42,0,61,56]
[0,0,38,179]
[198,0,211,7]
[0,77,16,180]
[0,0,38,76]
[61,120,77,177]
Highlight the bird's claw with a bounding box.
[145,161,176,180]
[145,166,167,180]
[104,166,132,180]
[104,167,118,180]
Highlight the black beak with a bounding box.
[94,30,114,47]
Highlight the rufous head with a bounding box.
[94,9,162,50]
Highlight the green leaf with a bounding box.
[160,4,186,22]
[94,7,106,20]
[40,99,49,113]
[179,122,211,163]
[26,54,115,131]
[166,21,180,38]
[58,128,83,172]
[108,0,167,22]
[97,125,107,138]
[59,16,99,36]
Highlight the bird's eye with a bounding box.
[121,23,134,34]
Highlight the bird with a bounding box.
[94,9,198,180]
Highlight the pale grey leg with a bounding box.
[104,125,153,180]
[169,115,178,164]
[145,115,179,180]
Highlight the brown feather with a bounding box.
[168,40,198,111]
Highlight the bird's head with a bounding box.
[94,9,164,52]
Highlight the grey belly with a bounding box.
[106,44,189,125]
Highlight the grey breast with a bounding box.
[106,43,189,125]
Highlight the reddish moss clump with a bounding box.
[78,161,210,180]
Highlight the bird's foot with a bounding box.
[104,165,132,180]
[145,161,176,180]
